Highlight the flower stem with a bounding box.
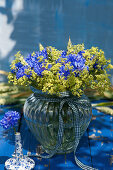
[13,127,16,134]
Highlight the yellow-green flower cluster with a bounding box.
[8,39,113,97]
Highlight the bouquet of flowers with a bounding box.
[8,39,113,97]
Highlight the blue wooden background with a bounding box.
[0,0,113,83]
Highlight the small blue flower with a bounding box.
[59,65,70,80]
[0,111,20,129]
[101,65,104,70]
[93,62,104,70]
[15,62,23,69]
[61,50,67,57]
[11,69,16,74]
[25,54,36,68]
[77,51,85,55]
[11,62,23,74]
[25,48,48,77]
[67,51,88,72]
[48,64,52,69]
[93,62,98,69]
[34,62,45,76]
[56,50,67,63]
[58,51,88,79]
[16,65,31,79]
[39,48,48,59]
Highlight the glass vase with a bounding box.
[5,132,35,170]
[23,91,92,154]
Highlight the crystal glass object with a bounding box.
[24,92,92,154]
[5,132,35,170]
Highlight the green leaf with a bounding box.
[92,102,113,107]
[94,106,113,116]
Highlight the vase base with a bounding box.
[5,156,35,170]
[42,145,74,155]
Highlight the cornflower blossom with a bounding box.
[0,111,20,129]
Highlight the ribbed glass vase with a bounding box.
[23,91,92,154]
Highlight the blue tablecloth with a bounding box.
[0,104,113,170]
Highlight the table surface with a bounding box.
[0,103,113,170]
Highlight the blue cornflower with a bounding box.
[90,57,99,70]
[90,57,100,70]
[67,51,88,72]
[101,65,104,70]
[48,64,52,69]
[93,62,104,70]
[0,111,20,129]
[25,54,38,69]
[25,48,48,76]
[15,62,23,69]
[39,48,48,59]
[93,62,98,69]
[77,51,85,55]
[34,62,45,76]
[61,50,67,57]
[58,51,88,79]
[11,62,23,74]
[16,65,31,79]
[11,69,16,74]
[67,54,76,63]
[56,50,67,63]
[25,54,34,68]
[59,65,70,80]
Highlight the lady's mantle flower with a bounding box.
[0,111,20,129]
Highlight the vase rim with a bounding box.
[30,86,73,98]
